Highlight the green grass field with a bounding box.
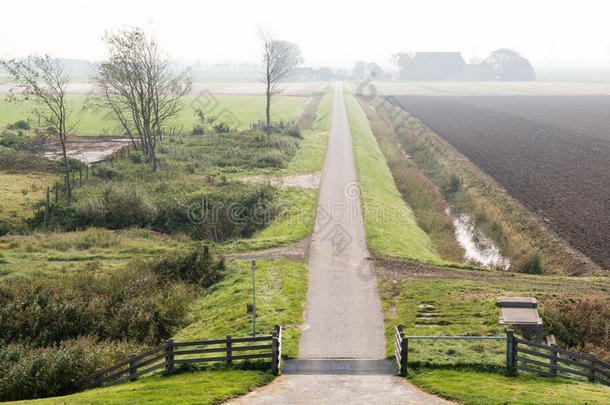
[8,369,274,405]
[0,171,59,226]
[0,95,306,135]
[343,89,441,264]
[175,259,308,359]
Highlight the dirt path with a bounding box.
[226,85,451,404]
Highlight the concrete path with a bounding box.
[226,84,451,404]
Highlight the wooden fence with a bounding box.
[394,324,506,376]
[507,331,610,385]
[394,325,609,386]
[75,325,282,392]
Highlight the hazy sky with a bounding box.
[2,0,610,68]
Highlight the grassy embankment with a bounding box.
[366,96,601,276]
[343,89,464,266]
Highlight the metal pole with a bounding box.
[251,259,256,337]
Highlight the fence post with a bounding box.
[44,187,50,228]
[128,355,137,382]
[506,330,516,373]
[547,335,558,376]
[588,353,596,383]
[165,338,175,375]
[272,328,280,375]
[400,332,409,377]
[226,334,232,366]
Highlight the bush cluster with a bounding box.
[0,265,193,347]
[0,338,146,402]
[541,297,610,361]
[143,244,225,286]
[0,149,61,172]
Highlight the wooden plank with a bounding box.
[515,339,593,361]
[171,356,227,364]
[232,353,273,360]
[517,347,592,370]
[133,353,166,370]
[407,336,506,340]
[593,357,610,370]
[231,336,273,343]
[516,356,590,379]
[516,365,567,379]
[105,363,166,388]
[593,374,610,386]
[231,344,273,352]
[172,339,226,347]
[173,347,227,356]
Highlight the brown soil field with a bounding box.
[388,95,610,270]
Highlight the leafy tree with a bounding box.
[485,48,536,81]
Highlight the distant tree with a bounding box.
[96,28,192,171]
[352,61,366,80]
[260,32,303,142]
[1,55,74,200]
[485,49,536,81]
[366,62,386,80]
[390,52,415,80]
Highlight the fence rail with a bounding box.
[394,325,609,386]
[507,331,609,385]
[75,325,282,392]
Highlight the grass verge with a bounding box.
[8,369,274,405]
[343,90,442,264]
[410,367,610,405]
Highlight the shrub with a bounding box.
[129,150,145,164]
[93,162,121,180]
[0,150,60,172]
[519,252,543,274]
[143,244,225,286]
[541,297,610,362]
[255,149,285,168]
[0,266,194,347]
[213,122,231,133]
[442,174,462,196]
[6,120,30,130]
[0,337,146,402]
[191,125,205,135]
[0,131,31,150]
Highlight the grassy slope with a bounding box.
[9,370,274,405]
[343,90,441,264]
[0,95,305,134]
[218,88,333,253]
[175,259,308,359]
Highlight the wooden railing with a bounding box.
[507,331,609,385]
[75,325,282,392]
[395,325,609,386]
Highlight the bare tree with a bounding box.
[96,28,192,171]
[1,55,75,200]
[260,33,303,142]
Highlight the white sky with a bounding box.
[1,0,610,68]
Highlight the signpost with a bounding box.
[251,259,256,337]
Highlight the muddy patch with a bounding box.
[42,139,131,165]
[243,171,321,190]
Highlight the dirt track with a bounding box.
[389,95,610,270]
